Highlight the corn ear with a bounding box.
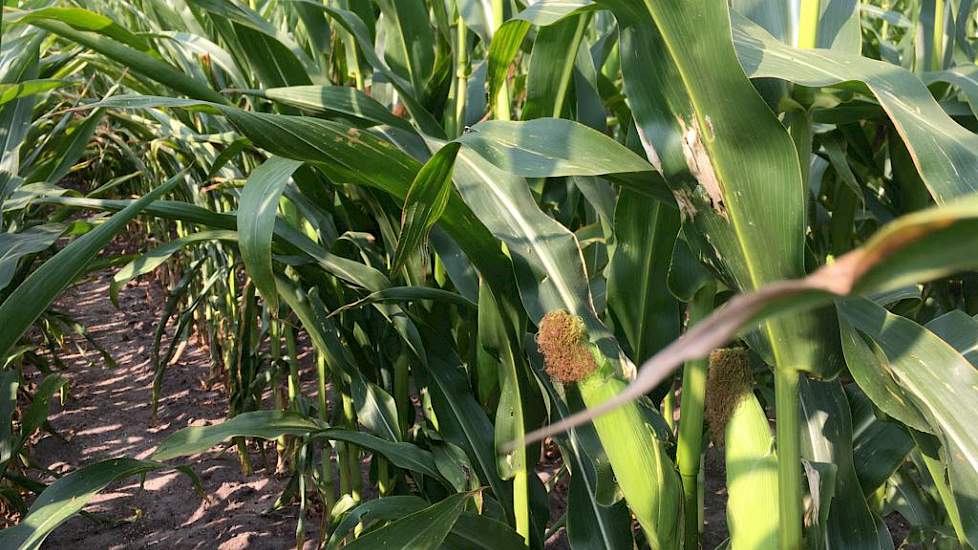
[708,350,779,549]
[578,374,682,549]
[537,310,681,548]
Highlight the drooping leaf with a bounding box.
[245,85,413,130]
[153,410,441,479]
[20,16,226,103]
[520,194,978,444]
[0,224,64,292]
[0,80,74,107]
[733,13,978,204]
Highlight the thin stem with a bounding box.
[318,353,336,518]
[797,0,820,49]
[932,0,945,71]
[492,0,511,120]
[270,320,288,469]
[453,14,469,137]
[286,325,301,408]
[676,283,715,550]
[394,353,411,436]
[780,10,820,547]
[774,365,803,550]
[342,392,362,502]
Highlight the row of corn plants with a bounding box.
[2,0,978,548]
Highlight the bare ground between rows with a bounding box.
[35,274,317,549]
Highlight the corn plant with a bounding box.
[2,0,978,549]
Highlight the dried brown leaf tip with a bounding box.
[705,348,752,444]
[536,310,597,384]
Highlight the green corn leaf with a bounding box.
[446,512,530,550]
[326,497,429,549]
[457,118,653,178]
[607,189,681,364]
[799,378,891,549]
[339,492,472,550]
[0,224,64,292]
[186,0,313,88]
[419,341,513,525]
[274,279,410,440]
[20,18,226,104]
[6,7,152,51]
[302,2,444,136]
[307,429,443,481]
[925,66,978,118]
[329,286,476,318]
[0,174,179,358]
[522,13,590,120]
[0,80,74,107]
[848,385,913,495]
[926,310,978,367]
[238,157,303,312]
[373,0,435,95]
[392,142,461,273]
[0,371,19,464]
[26,108,104,185]
[0,35,41,183]
[37,194,390,292]
[242,85,413,130]
[839,298,978,546]
[486,0,597,111]
[153,409,441,479]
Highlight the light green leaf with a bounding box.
[458,118,653,178]
[238,157,303,312]
[392,142,461,273]
[247,85,413,130]
[0,80,74,107]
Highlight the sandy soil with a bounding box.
[35,274,317,549]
